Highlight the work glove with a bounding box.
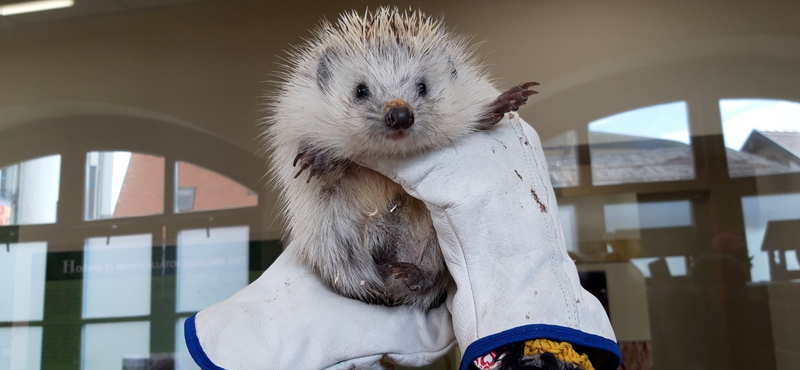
[359,115,621,370]
[183,249,455,369]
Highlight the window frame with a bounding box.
[0,116,270,369]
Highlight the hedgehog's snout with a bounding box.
[386,106,414,129]
[384,99,414,129]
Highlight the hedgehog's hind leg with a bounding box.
[478,82,539,127]
[368,196,448,309]
[372,242,440,307]
[375,231,450,309]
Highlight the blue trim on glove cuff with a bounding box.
[460,324,622,370]
[185,314,227,370]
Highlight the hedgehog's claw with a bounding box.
[385,262,430,293]
[293,145,349,182]
[479,81,539,126]
[293,151,306,167]
[294,161,312,179]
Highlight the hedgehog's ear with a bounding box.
[447,56,458,80]
[317,48,336,90]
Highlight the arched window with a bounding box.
[0,113,275,370]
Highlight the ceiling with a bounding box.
[0,0,218,27]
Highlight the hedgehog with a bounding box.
[264,8,537,310]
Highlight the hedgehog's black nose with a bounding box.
[386,106,414,129]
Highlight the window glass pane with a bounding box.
[664,256,688,276]
[81,322,149,370]
[588,102,695,185]
[85,152,164,221]
[604,199,696,261]
[0,155,61,226]
[0,242,47,322]
[176,226,249,312]
[604,200,693,234]
[175,161,257,213]
[741,193,800,283]
[629,257,659,278]
[542,130,579,188]
[629,256,688,278]
[176,187,196,213]
[83,234,152,319]
[720,99,800,177]
[786,251,800,271]
[0,326,42,370]
[557,204,578,253]
[175,318,201,370]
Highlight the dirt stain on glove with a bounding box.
[530,189,548,214]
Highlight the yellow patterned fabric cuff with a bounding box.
[524,339,595,370]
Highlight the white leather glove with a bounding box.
[184,249,455,369]
[360,115,620,370]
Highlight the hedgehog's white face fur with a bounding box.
[266,7,499,159]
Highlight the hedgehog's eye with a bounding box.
[416,82,427,97]
[355,84,370,100]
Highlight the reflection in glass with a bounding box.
[742,193,800,282]
[0,242,47,322]
[175,161,258,213]
[665,256,687,276]
[175,317,201,370]
[83,234,152,319]
[604,200,693,234]
[629,257,659,278]
[542,130,579,188]
[630,256,687,278]
[81,322,149,370]
[0,326,42,370]
[176,226,249,312]
[604,199,694,270]
[720,99,800,177]
[85,152,164,220]
[588,102,695,185]
[557,204,578,252]
[0,155,61,226]
[786,250,800,271]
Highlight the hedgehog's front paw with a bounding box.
[480,82,539,125]
[293,146,349,182]
[385,262,431,293]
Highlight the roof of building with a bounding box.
[543,131,797,187]
[749,130,800,159]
